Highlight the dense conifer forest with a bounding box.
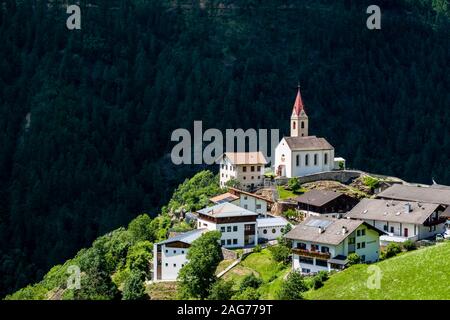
[0,0,449,296]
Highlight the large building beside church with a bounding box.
[274,86,336,178]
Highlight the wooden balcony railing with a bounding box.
[423,216,447,227]
[291,248,331,259]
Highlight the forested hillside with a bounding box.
[0,0,449,296]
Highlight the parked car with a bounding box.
[435,234,444,242]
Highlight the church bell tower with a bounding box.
[290,84,308,137]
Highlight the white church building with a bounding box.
[274,86,337,178]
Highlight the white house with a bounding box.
[219,152,268,190]
[345,198,447,245]
[196,202,259,248]
[209,188,274,216]
[257,216,290,242]
[274,87,336,178]
[228,187,274,216]
[153,229,208,281]
[285,217,385,274]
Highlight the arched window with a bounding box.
[324,153,328,165]
[293,121,296,129]
[305,154,309,166]
[314,154,318,165]
[301,121,305,129]
[296,154,300,166]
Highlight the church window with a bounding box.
[293,121,296,130]
[296,154,300,166]
[301,121,305,129]
[314,154,318,165]
[305,154,309,166]
[324,153,328,165]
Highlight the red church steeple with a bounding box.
[290,83,309,137]
[292,83,305,116]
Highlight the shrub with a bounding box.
[362,175,380,191]
[122,271,147,300]
[347,253,361,265]
[253,244,262,253]
[402,240,417,251]
[311,271,329,290]
[288,178,301,193]
[277,271,308,300]
[239,274,263,291]
[208,280,235,300]
[283,209,299,220]
[232,287,260,300]
[385,242,402,258]
[268,245,291,263]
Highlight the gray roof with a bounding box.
[345,198,440,225]
[157,228,208,245]
[197,202,258,218]
[295,189,343,207]
[284,136,334,151]
[431,183,450,191]
[376,184,450,206]
[442,206,450,218]
[257,216,289,228]
[284,217,382,246]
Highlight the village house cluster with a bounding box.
[153,87,450,282]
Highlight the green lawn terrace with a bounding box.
[306,241,450,300]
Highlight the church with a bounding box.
[274,86,339,178]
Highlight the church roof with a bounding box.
[284,136,334,151]
[292,86,305,116]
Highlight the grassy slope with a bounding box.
[306,241,450,300]
[222,249,290,299]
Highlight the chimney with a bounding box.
[342,226,348,235]
[318,226,324,234]
[404,203,411,213]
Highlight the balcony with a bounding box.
[423,217,447,227]
[292,248,331,259]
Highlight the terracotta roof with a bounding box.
[292,87,305,116]
[209,192,239,204]
[294,189,344,207]
[345,198,441,225]
[284,136,334,151]
[376,184,450,206]
[285,216,384,246]
[223,152,268,165]
[228,187,275,203]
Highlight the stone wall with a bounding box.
[221,247,238,260]
[275,170,364,185]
